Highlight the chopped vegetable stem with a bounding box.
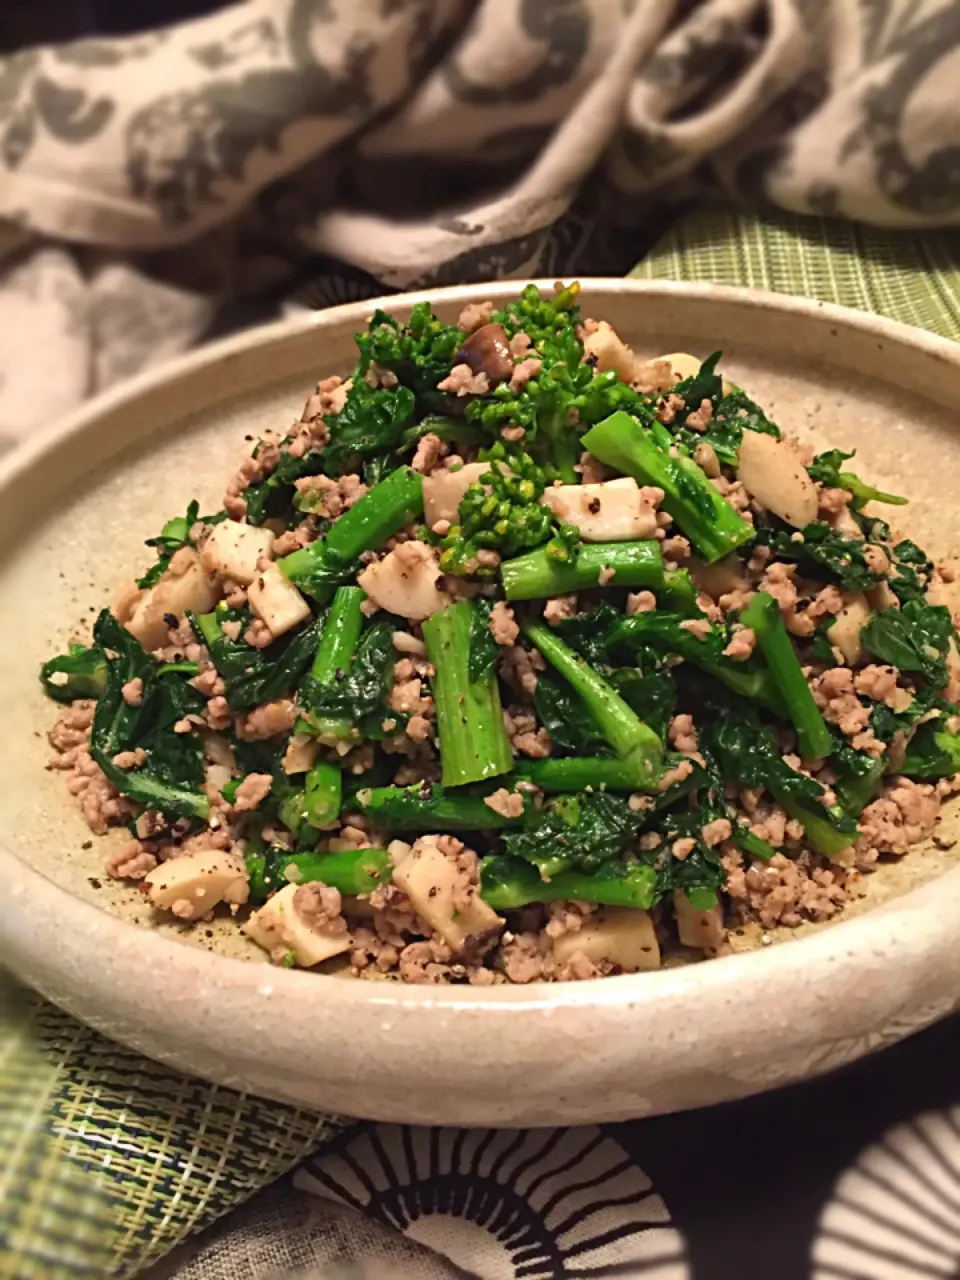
[422,601,514,788]
[500,541,663,601]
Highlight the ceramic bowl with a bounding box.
[3,280,960,1126]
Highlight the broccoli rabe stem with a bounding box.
[299,586,366,741]
[354,782,530,830]
[279,466,423,601]
[524,620,663,763]
[581,410,755,564]
[480,855,656,911]
[40,644,108,703]
[192,609,225,653]
[304,760,342,829]
[500,541,663,601]
[740,592,833,760]
[731,824,777,863]
[833,756,884,816]
[778,795,858,859]
[513,748,661,793]
[246,847,393,903]
[422,602,514,788]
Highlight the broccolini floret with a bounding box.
[438,443,579,577]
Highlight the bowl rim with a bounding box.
[6,274,960,1017]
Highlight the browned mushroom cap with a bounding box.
[454,322,515,386]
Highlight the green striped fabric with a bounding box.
[631,207,960,340]
[3,206,960,1280]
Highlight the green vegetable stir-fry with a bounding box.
[41,283,960,984]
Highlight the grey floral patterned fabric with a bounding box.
[0,0,958,446]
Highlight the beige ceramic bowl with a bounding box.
[3,280,960,1126]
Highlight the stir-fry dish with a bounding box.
[42,284,960,983]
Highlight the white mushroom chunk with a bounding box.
[392,836,503,954]
[827,591,872,666]
[248,565,311,637]
[655,351,701,383]
[583,320,637,382]
[143,849,248,921]
[282,733,319,775]
[244,883,352,968]
[126,548,219,649]
[422,462,489,527]
[736,431,818,528]
[541,477,658,542]
[689,554,749,599]
[199,520,275,585]
[551,907,660,973]
[867,580,900,614]
[673,891,726,951]
[357,542,451,622]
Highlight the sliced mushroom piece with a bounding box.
[736,431,818,529]
[126,547,219,649]
[244,882,352,968]
[282,733,319,775]
[583,320,637,382]
[827,591,872,666]
[551,907,660,973]
[541,477,658,541]
[866,580,901,613]
[422,461,489,527]
[454,322,515,385]
[392,836,503,954]
[673,891,726,951]
[248,565,311,637]
[143,849,248,921]
[199,520,275,585]
[689,554,748,599]
[357,542,451,622]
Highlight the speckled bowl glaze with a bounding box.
[4,280,960,1126]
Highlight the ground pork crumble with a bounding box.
[43,287,960,985]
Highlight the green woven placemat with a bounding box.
[4,206,960,1280]
[0,981,341,1279]
[631,207,960,340]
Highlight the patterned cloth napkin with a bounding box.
[0,0,959,450]
[4,208,960,1280]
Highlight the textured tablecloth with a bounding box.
[3,207,960,1280]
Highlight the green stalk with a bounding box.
[740,592,832,760]
[422,602,513,788]
[581,410,755,564]
[279,466,423,601]
[355,781,529,831]
[304,760,342,829]
[299,586,365,741]
[777,794,858,859]
[523,620,663,762]
[834,756,885,815]
[193,609,224,652]
[480,855,656,911]
[900,726,960,780]
[513,748,661,793]
[247,847,393,903]
[731,824,777,863]
[500,541,663,601]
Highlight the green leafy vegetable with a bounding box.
[468,598,500,685]
[861,599,955,689]
[807,450,906,509]
[137,501,227,586]
[752,521,885,592]
[193,607,319,714]
[88,611,210,822]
